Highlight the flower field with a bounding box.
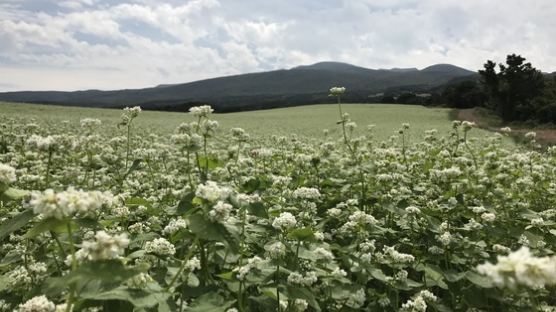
[1,101,556,311]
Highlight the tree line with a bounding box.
[438,54,556,123]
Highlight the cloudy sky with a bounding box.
[0,0,555,91]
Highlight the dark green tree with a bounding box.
[479,54,545,121]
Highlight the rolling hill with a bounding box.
[0,62,476,112]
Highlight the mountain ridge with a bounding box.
[0,62,476,112]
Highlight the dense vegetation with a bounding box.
[1,100,555,311]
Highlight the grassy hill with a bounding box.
[0,101,503,142]
[0,62,476,112]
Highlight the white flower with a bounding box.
[346,289,366,309]
[29,187,115,219]
[314,247,334,260]
[145,238,176,256]
[383,246,415,264]
[292,187,321,200]
[18,295,55,312]
[266,241,286,259]
[405,206,421,214]
[185,257,201,271]
[68,231,129,263]
[195,181,231,202]
[209,201,233,222]
[163,218,187,235]
[525,132,537,140]
[0,163,17,186]
[329,86,346,96]
[272,212,297,230]
[477,246,556,288]
[189,105,214,117]
[481,212,496,222]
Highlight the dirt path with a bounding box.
[455,108,556,145]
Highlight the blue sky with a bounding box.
[0,0,555,91]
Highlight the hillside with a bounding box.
[0,62,476,112]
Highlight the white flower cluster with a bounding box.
[346,289,366,309]
[272,212,297,231]
[383,246,415,264]
[234,256,264,280]
[0,163,16,186]
[195,181,231,202]
[287,271,318,286]
[329,86,346,96]
[145,238,176,256]
[209,201,233,222]
[80,118,102,129]
[401,290,437,312]
[477,246,556,288]
[313,247,335,260]
[29,187,116,219]
[189,105,214,117]
[292,187,321,200]
[71,231,129,263]
[126,272,154,289]
[163,218,187,235]
[185,256,201,271]
[266,241,286,259]
[26,135,58,151]
[17,295,55,312]
[121,106,141,125]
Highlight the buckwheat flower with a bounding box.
[292,187,321,200]
[481,212,496,222]
[71,231,129,262]
[314,247,334,260]
[329,86,346,96]
[471,206,487,214]
[195,181,231,202]
[405,206,421,214]
[0,163,17,186]
[331,267,347,278]
[292,299,308,311]
[189,105,214,117]
[272,212,297,230]
[266,241,286,259]
[348,210,378,226]
[346,289,366,308]
[462,121,475,131]
[185,257,201,271]
[126,272,154,289]
[327,208,342,217]
[477,246,556,288]
[401,296,427,312]
[383,246,415,264]
[418,290,437,302]
[493,244,511,254]
[209,201,233,222]
[531,217,544,227]
[7,266,32,289]
[500,127,512,134]
[226,309,239,312]
[163,218,187,235]
[145,238,176,256]
[80,118,101,129]
[287,272,304,285]
[525,132,537,140]
[18,296,55,312]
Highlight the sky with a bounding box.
[0,0,555,92]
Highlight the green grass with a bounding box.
[1,102,504,142]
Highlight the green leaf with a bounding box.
[247,202,267,218]
[0,187,30,201]
[198,156,223,170]
[287,227,315,241]
[287,286,321,311]
[466,271,494,288]
[25,217,70,238]
[187,293,235,312]
[123,159,142,180]
[177,192,195,214]
[422,264,448,289]
[81,285,170,308]
[369,268,389,282]
[0,209,34,240]
[188,214,226,241]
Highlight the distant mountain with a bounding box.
[0,62,476,112]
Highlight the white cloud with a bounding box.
[0,0,555,91]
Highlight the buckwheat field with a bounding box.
[1,96,555,312]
